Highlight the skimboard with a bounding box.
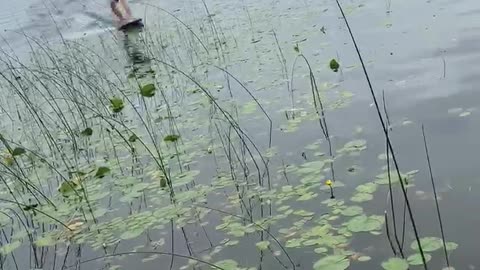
[118,18,144,31]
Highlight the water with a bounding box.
[1,0,480,269]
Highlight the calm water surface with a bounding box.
[2,0,480,269]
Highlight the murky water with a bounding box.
[2,0,480,269]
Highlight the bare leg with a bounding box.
[119,0,132,18]
[110,0,125,20]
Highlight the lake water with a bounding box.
[1,0,480,269]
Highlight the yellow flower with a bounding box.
[325,179,333,186]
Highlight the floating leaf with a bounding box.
[314,247,328,254]
[294,44,300,53]
[346,215,383,232]
[313,255,350,270]
[410,237,443,252]
[58,181,79,196]
[407,253,431,265]
[355,183,377,193]
[341,206,363,217]
[225,240,239,246]
[329,59,340,72]
[35,235,56,247]
[11,147,25,156]
[459,111,471,117]
[140,84,156,97]
[3,154,13,166]
[350,192,373,202]
[285,238,302,248]
[159,176,167,188]
[215,259,238,269]
[256,241,270,251]
[358,256,371,262]
[95,167,111,178]
[129,134,139,142]
[0,241,21,255]
[381,258,409,270]
[445,241,458,251]
[338,139,366,154]
[80,128,93,136]
[164,134,180,143]
[120,228,144,240]
[110,97,124,113]
[293,210,315,217]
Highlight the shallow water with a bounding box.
[2,0,480,269]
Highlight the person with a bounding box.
[110,0,133,26]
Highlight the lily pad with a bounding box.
[11,147,26,156]
[355,183,377,193]
[256,241,270,251]
[120,228,144,240]
[445,241,458,251]
[164,134,180,143]
[140,84,156,97]
[346,215,383,232]
[341,206,363,217]
[215,259,238,269]
[358,256,371,262]
[407,253,431,265]
[0,241,21,255]
[350,192,373,202]
[329,59,340,72]
[410,237,443,252]
[313,255,349,270]
[382,258,409,270]
[129,134,139,142]
[95,167,111,178]
[110,97,124,113]
[80,128,93,136]
[58,181,79,196]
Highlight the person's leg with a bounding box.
[119,0,132,18]
[110,0,125,20]
[111,0,133,22]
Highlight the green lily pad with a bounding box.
[80,128,93,136]
[410,237,443,252]
[0,241,21,255]
[256,241,270,251]
[341,206,363,217]
[407,253,431,265]
[58,181,79,196]
[164,134,180,143]
[11,147,25,156]
[120,228,144,240]
[338,139,366,154]
[329,59,340,72]
[110,97,124,113]
[140,84,156,97]
[35,234,57,247]
[314,247,328,254]
[355,183,377,193]
[95,167,111,178]
[346,215,383,232]
[313,255,350,270]
[445,241,458,251]
[350,192,373,202]
[215,259,238,269]
[129,134,139,142]
[382,258,408,270]
[358,256,371,262]
[285,238,302,248]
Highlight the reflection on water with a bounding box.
[122,27,154,83]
